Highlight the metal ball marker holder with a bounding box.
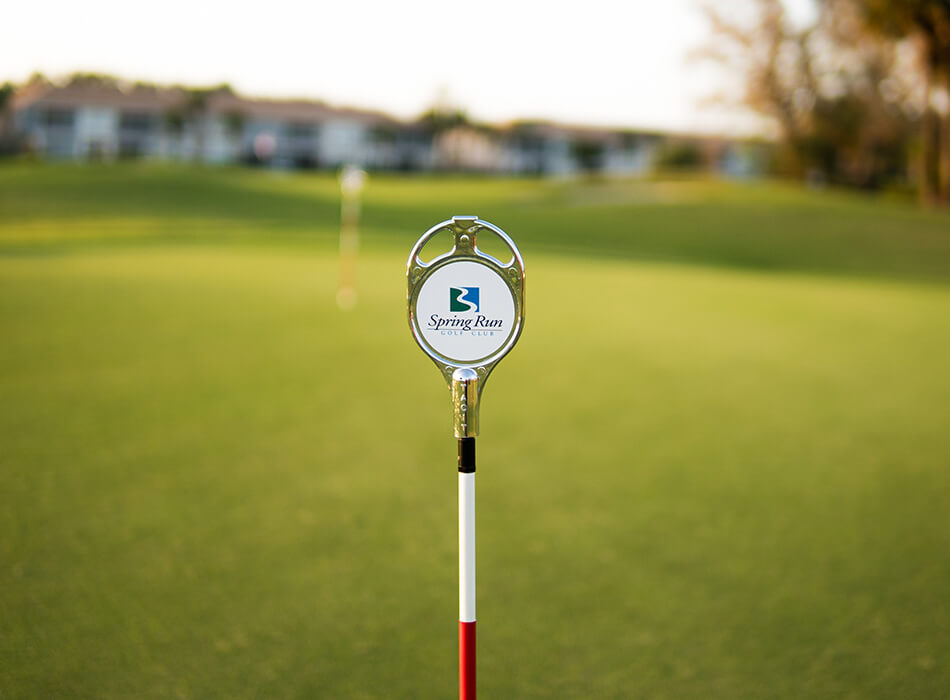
[407,216,525,700]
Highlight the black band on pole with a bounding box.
[458,437,476,473]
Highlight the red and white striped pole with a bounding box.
[406,216,525,700]
[458,436,477,699]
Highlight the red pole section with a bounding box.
[459,621,476,699]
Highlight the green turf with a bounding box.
[1,165,949,698]
[2,164,950,281]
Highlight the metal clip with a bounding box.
[452,367,480,438]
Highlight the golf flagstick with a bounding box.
[458,434,476,699]
[407,217,525,700]
[336,164,365,310]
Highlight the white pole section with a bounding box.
[458,469,476,699]
[459,472,476,623]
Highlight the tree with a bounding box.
[416,106,469,135]
[64,72,121,89]
[0,82,13,112]
[656,140,704,171]
[848,0,950,202]
[179,84,233,162]
[571,139,605,172]
[223,111,245,141]
[183,88,213,162]
[0,82,16,155]
[698,0,919,191]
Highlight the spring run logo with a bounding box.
[428,285,503,333]
[450,287,480,312]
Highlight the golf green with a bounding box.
[1,165,948,698]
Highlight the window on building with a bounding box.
[120,113,154,131]
[43,109,75,128]
[286,122,316,139]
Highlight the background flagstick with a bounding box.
[337,164,365,310]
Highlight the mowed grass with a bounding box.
[3,164,950,280]
[1,165,949,699]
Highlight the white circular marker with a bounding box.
[414,261,516,364]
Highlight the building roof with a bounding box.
[502,120,666,144]
[13,79,400,127]
[206,93,397,126]
[13,80,183,112]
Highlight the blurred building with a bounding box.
[7,77,763,177]
[10,79,418,169]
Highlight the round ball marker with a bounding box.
[414,260,516,363]
[408,216,525,377]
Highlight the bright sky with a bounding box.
[3,0,815,135]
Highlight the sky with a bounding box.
[3,0,815,135]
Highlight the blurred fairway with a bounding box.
[1,164,949,699]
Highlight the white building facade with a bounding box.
[9,79,735,177]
